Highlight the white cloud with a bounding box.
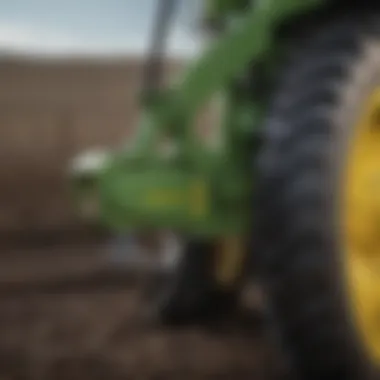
[0,24,82,53]
[0,22,200,58]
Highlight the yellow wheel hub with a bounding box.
[344,89,380,363]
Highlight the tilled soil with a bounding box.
[0,243,288,380]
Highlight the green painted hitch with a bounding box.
[70,0,324,237]
[70,145,251,236]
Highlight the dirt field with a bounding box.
[0,241,290,380]
[0,56,290,380]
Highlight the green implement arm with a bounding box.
[70,0,324,237]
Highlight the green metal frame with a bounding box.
[71,0,325,237]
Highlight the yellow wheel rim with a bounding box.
[344,89,380,363]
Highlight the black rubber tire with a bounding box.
[256,11,380,380]
[143,240,240,326]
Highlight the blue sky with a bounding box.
[0,0,201,57]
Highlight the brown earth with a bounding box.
[0,242,290,380]
[0,56,217,236]
[0,56,290,380]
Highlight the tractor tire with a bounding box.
[143,239,240,326]
[256,11,380,380]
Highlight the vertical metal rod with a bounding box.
[142,0,179,96]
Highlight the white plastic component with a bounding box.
[70,149,110,176]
